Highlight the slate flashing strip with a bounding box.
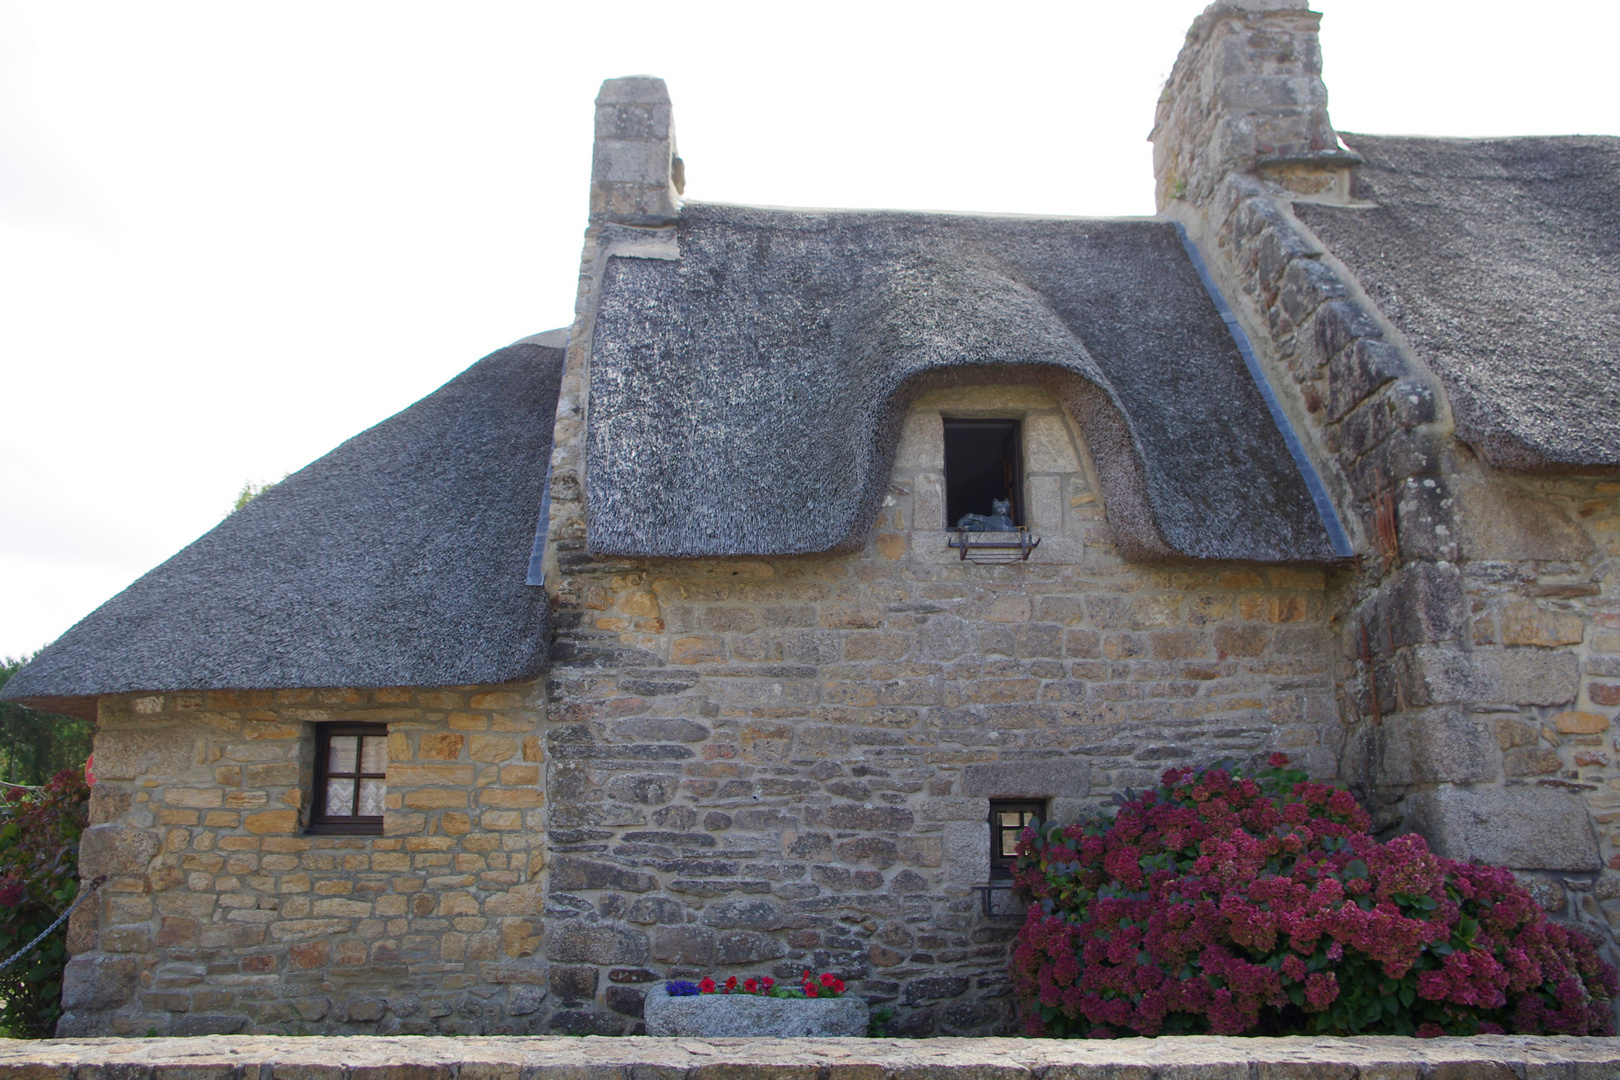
[525,456,553,587]
[525,329,567,588]
[1171,219,1354,559]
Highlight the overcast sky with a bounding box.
[2,0,1617,660]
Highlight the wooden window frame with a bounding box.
[989,799,1047,880]
[308,723,387,836]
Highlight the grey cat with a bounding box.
[956,498,1016,532]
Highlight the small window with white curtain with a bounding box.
[309,724,387,835]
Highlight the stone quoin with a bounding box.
[6,0,1620,1037]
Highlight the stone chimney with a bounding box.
[541,76,685,594]
[590,76,684,226]
[1151,0,1355,211]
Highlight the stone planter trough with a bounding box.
[643,983,869,1037]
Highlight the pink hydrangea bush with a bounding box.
[1011,755,1617,1038]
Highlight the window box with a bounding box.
[643,983,868,1037]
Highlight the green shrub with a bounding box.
[0,769,91,1037]
[1012,755,1617,1038]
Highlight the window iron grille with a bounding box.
[948,528,1041,564]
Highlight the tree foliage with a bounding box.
[0,657,91,787]
[0,769,91,1037]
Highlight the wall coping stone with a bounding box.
[3,1035,1620,1079]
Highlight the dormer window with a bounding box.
[944,418,1023,529]
[943,417,1039,562]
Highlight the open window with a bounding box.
[309,723,387,835]
[989,798,1046,880]
[943,418,1023,529]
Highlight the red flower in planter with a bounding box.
[725,976,738,993]
[744,978,759,994]
[805,985,819,998]
[698,977,716,994]
[761,976,775,990]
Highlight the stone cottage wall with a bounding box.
[540,383,1343,1036]
[1151,0,1620,960]
[62,684,548,1037]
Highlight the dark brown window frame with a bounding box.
[989,798,1047,879]
[308,723,387,836]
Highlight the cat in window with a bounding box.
[956,498,1016,532]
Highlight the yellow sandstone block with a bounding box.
[243,810,298,834]
[469,691,524,710]
[1554,711,1611,734]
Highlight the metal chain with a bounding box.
[0,875,107,974]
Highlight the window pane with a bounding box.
[328,735,358,774]
[997,811,1022,828]
[360,735,388,774]
[325,778,356,816]
[358,779,385,816]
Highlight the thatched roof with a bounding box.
[586,203,1344,562]
[2,342,564,714]
[1298,134,1620,471]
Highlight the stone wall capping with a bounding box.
[4,1034,1620,1078]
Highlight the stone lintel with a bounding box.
[961,761,1090,799]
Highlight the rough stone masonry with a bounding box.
[1153,0,1620,945]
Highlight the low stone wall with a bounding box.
[3,1034,1620,1079]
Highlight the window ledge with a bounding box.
[306,819,383,836]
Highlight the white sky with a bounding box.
[2,0,1617,660]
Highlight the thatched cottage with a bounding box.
[7,0,1620,1037]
